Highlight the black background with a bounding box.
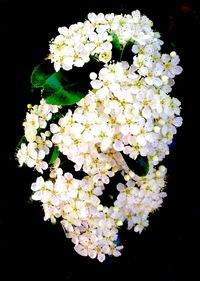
[1,0,200,280]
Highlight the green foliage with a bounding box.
[111,32,121,51]
[122,153,149,177]
[31,61,53,88]
[49,146,59,164]
[43,72,85,106]
[30,61,85,106]
[110,32,122,61]
[110,32,134,62]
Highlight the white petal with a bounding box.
[52,134,62,144]
[117,193,126,202]
[32,191,43,201]
[120,125,130,135]
[129,124,140,135]
[41,161,48,170]
[173,117,183,127]
[142,108,151,119]
[50,124,60,134]
[97,253,105,262]
[137,135,147,146]
[113,140,124,151]
[26,158,35,168]
[90,80,103,89]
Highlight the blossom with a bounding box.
[16,10,182,262]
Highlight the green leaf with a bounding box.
[31,59,102,106]
[43,71,85,106]
[30,58,105,106]
[45,88,84,106]
[122,153,149,177]
[30,60,54,88]
[49,146,59,164]
[111,32,121,50]
[110,32,122,61]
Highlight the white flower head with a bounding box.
[17,9,183,263]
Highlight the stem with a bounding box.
[119,43,126,61]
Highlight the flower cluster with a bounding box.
[16,10,182,262]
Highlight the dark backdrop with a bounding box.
[1,0,200,280]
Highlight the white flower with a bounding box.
[31,177,54,202]
[17,9,183,263]
[36,133,52,154]
[99,51,112,63]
